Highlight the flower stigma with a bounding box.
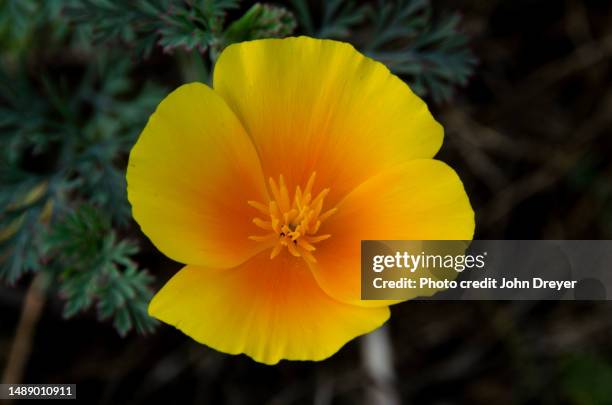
[248,173,336,263]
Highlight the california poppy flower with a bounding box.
[127,37,474,364]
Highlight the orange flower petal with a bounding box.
[310,159,475,307]
[213,37,443,205]
[148,251,390,365]
[127,83,269,268]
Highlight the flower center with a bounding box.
[248,173,336,263]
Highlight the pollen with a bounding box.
[248,173,336,263]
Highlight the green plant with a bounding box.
[291,0,476,102]
[0,0,475,337]
[0,54,164,335]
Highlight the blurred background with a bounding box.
[1,0,611,403]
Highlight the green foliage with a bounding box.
[0,53,163,334]
[363,0,476,103]
[291,0,476,103]
[67,0,474,102]
[45,204,157,335]
[0,0,66,54]
[0,56,165,224]
[66,0,238,56]
[224,3,297,45]
[66,0,297,58]
[0,180,49,284]
[290,0,367,39]
[0,0,475,338]
[560,353,612,404]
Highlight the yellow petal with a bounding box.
[127,83,269,268]
[213,37,443,206]
[310,159,475,307]
[148,251,390,365]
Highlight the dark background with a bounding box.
[2,0,612,403]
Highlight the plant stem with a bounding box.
[176,50,210,84]
[360,325,400,405]
[2,273,46,384]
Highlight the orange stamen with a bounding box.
[248,172,336,263]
